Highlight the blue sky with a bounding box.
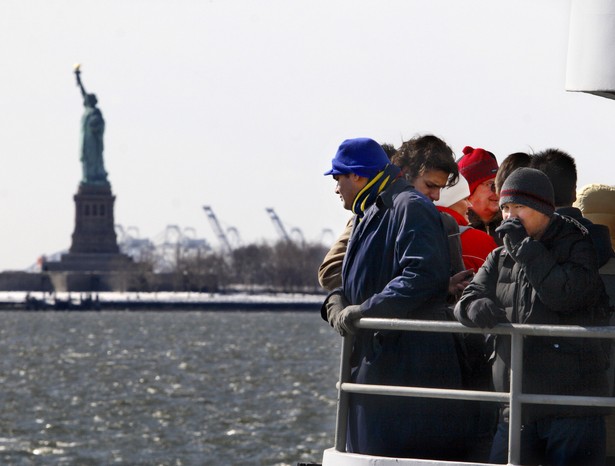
[1,0,614,270]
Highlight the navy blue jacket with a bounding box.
[340,178,473,459]
[342,179,449,317]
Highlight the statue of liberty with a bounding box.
[74,64,108,185]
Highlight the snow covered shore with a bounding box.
[0,291,326,311]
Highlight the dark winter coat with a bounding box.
[469,208,503,247]
[456,213,611,422]
[557,206,615,267]
[340,178,473,459]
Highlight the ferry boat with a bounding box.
[309,2,615,463]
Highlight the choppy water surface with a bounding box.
[0,310,340,465]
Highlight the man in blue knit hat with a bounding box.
[323,137,392,212]
[322,137,473,460]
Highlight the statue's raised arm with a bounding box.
[74,64,108,186]
[74,63,87,99]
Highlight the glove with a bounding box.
[331,305,363,336]
[464,297,507,329]
[321,289,349,325]
[496,217,528,244]
[495,218,528,252]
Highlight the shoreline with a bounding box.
[0,291,326,311]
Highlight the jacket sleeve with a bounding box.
[317,217,353,291]
[358,197,449,318]
[511,236,601,314]
[454,248,502,325]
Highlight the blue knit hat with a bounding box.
[499,167,555,217]
[324,138,390,179]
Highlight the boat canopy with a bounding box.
[566,0,615,100]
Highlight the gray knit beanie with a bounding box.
[499,167,555,216]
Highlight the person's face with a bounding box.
[409,169,450,202]
[501,203,551,239]
[468,178,500,222]
[334,173,368,211]
[449,198,472,222]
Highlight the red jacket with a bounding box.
[437,206,498,272]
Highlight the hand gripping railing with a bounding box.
[333,318,615,466]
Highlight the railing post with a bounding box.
[508,332,523,466]
[334,334,353,452]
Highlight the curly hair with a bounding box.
[391,134,459,186]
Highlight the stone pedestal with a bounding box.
[70,183,119,254]
[45,182,140,291]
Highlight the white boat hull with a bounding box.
[322,448,487,466]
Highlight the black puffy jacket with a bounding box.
[456,213,612,422]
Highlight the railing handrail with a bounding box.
[333,318,615,466]
[357,317,615,338]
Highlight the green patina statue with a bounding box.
[74,64,108,185]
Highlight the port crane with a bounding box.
[151,225,209,270]
[115,224,155,261]
[202,206,237,253]
[265,208,305,244]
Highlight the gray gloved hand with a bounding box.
[321,290,349,326]
[465,297,507,329]
[332,305,363,336]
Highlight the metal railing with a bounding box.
[333,318,615,466]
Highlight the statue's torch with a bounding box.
[74,63,82,84]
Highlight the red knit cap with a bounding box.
[457,146,499,194]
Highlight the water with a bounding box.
[0,310,341,465]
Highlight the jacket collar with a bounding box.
[345,177,410,264]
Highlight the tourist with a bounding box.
[455,167,611,465]
[458,146,501,245]
[322,137,472,459]
[390,134,459,203]
[435,174,498,272]
[391,135,470,287]
[318,135,469,294]
[530,148,614,267]
[576,184,615,251]
[318,143,395,291]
